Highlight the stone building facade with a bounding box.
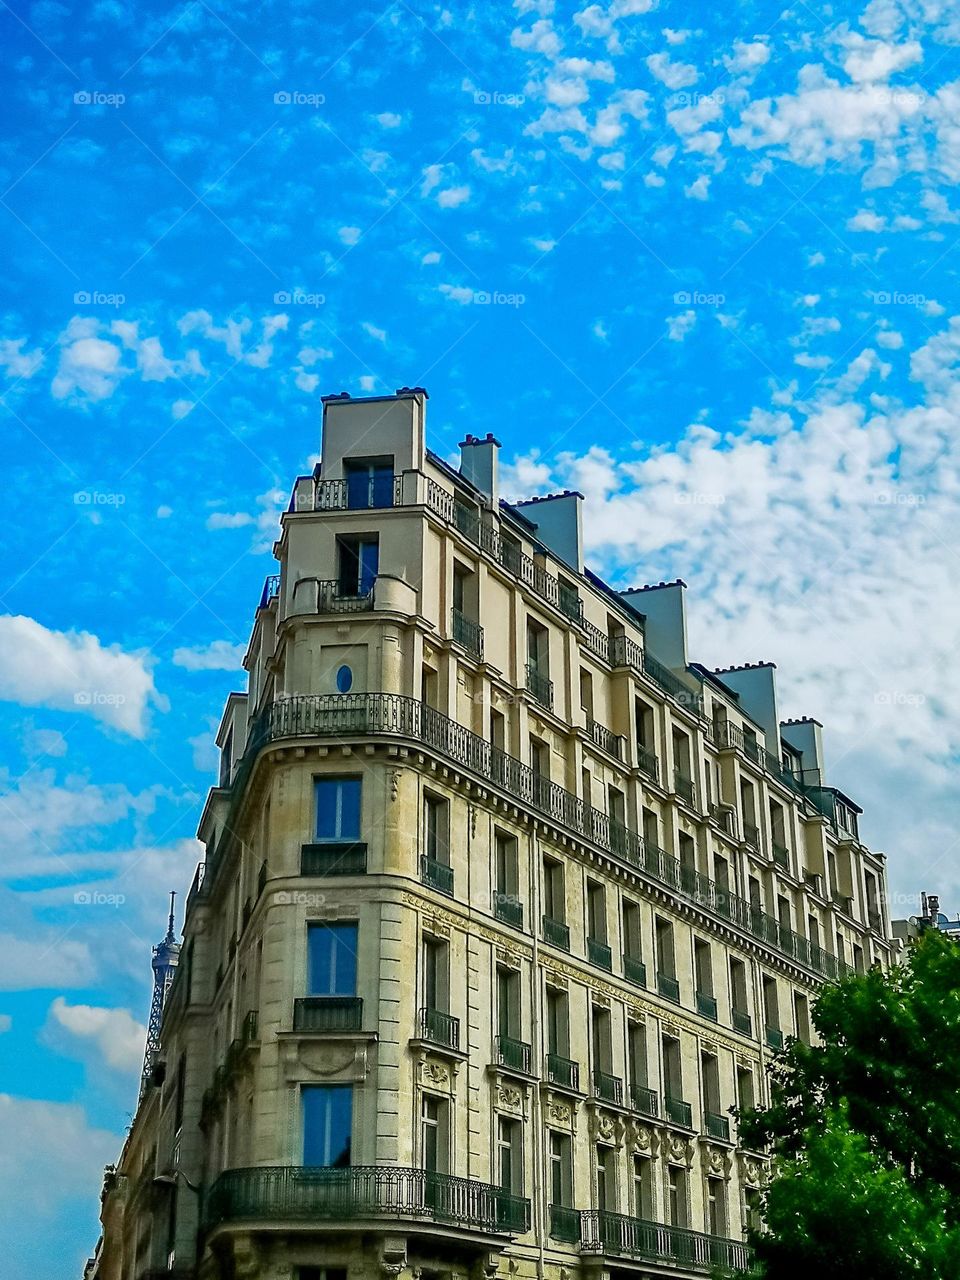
[87,387,892,1280]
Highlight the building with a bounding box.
[892,892,960,947]
[87,387,893,1280]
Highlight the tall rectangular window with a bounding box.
[497,1116,523,1193]
[633,1156,654,1219]
[344,459,394,509]
[494,830,518,898]
[668,1166,688,1227]
[337,534,379,596]
[707,1178,727,1236]
[421,1095,449,1173]
[546,986,568,1056]
[587,880,607,943]
[596,1145,616,1210]
[497,966,521,1039]
[424,793,450,865]
[302,1084,352,1167]
[308,923,357,996]
[315,777,361,842]
[549,1131,572,1206]
[543,857,565,922]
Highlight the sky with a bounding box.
[1,0,960,1273]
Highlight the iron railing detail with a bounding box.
[294,997,363,1033]
[452,608,484,659]
[579,1209,751,1273]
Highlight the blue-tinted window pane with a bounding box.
[302,1084,352,1167]
[336,665,353,693]
[308,923,358,995]
[315,778,361,841]
[358,541,379,594]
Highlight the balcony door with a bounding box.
[338,535,379,597]
[302,1084,353,1167]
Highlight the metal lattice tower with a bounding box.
[139,892,181,1098]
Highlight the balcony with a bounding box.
[420,854,454,896]
[496,1034,531,1074]
[732,1008,752,1036]
[549,1203,581,1243]
[673,769,696,807]
[642,653,705,717]
[205,1165,530,1236]
[419,1007,460,1051]
[623,955,647,988]
[772,841,789,869]
[258,574,280,609]
[593,1069,623,1105]
[294,996,363,1033]
[300,842,367,876]
[657,972,681,1003]
[525,662,554,711]
[636,744,659,783]
[316,580,376,613]
[708,803,737,839]
[314,473,403,511]
[609,632,644,675]
[586,718,623,760]
[743,822,761,852]
[705,1111,731,1142]
[452,608,484,660]
[542,915,570,951]
[765,1025,784,1051]
[695,991,718,1021]
[493,893,523,928]
[630,1085,659,1119]
[579,1208,751,1273]
[214,694,853,983]
[546,1053,580,1091]
[664,1095,693,1128]
[588,937,613,971]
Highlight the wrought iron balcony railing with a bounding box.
[549,1203,581,1242]
[673,769,696,807]
[493,893,523,928]
[542,914,570,951]
[657,972,681,1003]
[259,574,280,609]
[578,1208,751,1273]
[588,937,612,970]
[705,1111,731,1142]
[772,841,789,869]
[743,822,761,851]
[204,1165,530,1235]
[315,580,376,613]
[636,744,659,782]
[765,1025,784,1051]
[313,474,403,511]
[623,955,647,987]
[294,996,363,1033]
[452,607,484,659]
[496,1034,531,1074]
[696,990,718,1021]
[525,662,554,710]
[732,1008,752,1036]
[664,1095,693,1128]
[420,854,454,896]
[630,1085,659,1119]
[300,842,367,876]
[202,694,850,982]
[546,1052,580,1090]
[586,718,623,760]
[593,1069,623,1105]
[419,1007,460,1051]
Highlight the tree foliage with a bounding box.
[739,928,960,1279]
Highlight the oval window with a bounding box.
[336,665,353,693]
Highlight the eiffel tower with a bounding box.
[139,892,180,1099]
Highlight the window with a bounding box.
[701,1051,721,1121]
[622,899,642,961]
[694,939,713,1000]
[668,1166,688,1227]
[763,975,779,1034]
[794,991,811,1042]
[549,1131,572,1206]
[662,1034,683,1102]
[707,1178,727,1236]
[344,459,394,510]
[497,966,521,1039]
[308,922,357,995]
[302,1084,352,1166]
[424,793,450,865]
[655,917,676,982]
[494,831,519,900]
[627,1020,647,1093]
[580,668,594,716]
[219,728,233,788]
[596,1144,616,1210]
[635,698,654,749]
[591,1004,613,1075]
[174,1053,186,1131]
[423,934,448,1012]
[314,777,361,842]
[497,1116,523,1193]
[543,857,565,922]
[335,664,353,693]
[736,1066,754,1113]
[587,880,607,944]
[730,958,749,1024]
[337,535,379,596]
[546,986,568,1056]
[633,1156,655,1218]
[421,1094,449,1173]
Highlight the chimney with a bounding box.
[780,717,825,782]
[515,491,584,572]
[459,433,500,506]
[712,662,780,750]
[620,581,688,671]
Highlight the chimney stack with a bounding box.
[459,433,500,506]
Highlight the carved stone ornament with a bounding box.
[666,1134,694,1167]
[546,1100,572,1128]
[421,1059,450,1087]
[389,769,401,801]
[590,1108,624,1147]
[740,1155,765,1188]
[496,1085,523,1112]
[631,1122,654,1155]
[706,1145,732,1180]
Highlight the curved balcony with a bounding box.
[202,693,849,982]
[204,1165,530,1237]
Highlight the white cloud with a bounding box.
[0,337,44,380]
[338,226,362,246]
[172,640,246,671]
[0,616,162,737]
[156,504,173,518]
[361,322,387,343]
[684,174,711,200]
[646,52,699,90]
[376,111,402,127]
[848,209,887,231]
[422,251,441,265]
[22,727,68,758]
[841,35,922,83]
[0,933,96,990]
[724,38,771,75]
[437,184,471,208]
[206,511,254,530]
[0,1015,10,1033]
[51,317,124,402]
[171,398,195,419]
[359,375,377,392]
[667,310,697,341]
[439,283,476,305]
[0,1095,119,1216]
[47,997,145,1074]
[298,345,333,366]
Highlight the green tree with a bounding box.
[738,928,960,1279]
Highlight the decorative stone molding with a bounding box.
[665,1134,695,1167]
[379,1235,407,1280]
[279,1038,370,1082]
[628,1119,659,1157]
[544,1096,576,1130]
[705,1144,733,1180]
[494,1083,525,1115]
[389,769,402,801]
[420,1057,454,1091]
[589,1107,625,1148]
[739,1153,771,1188]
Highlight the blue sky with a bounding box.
[2,0,960,1273]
